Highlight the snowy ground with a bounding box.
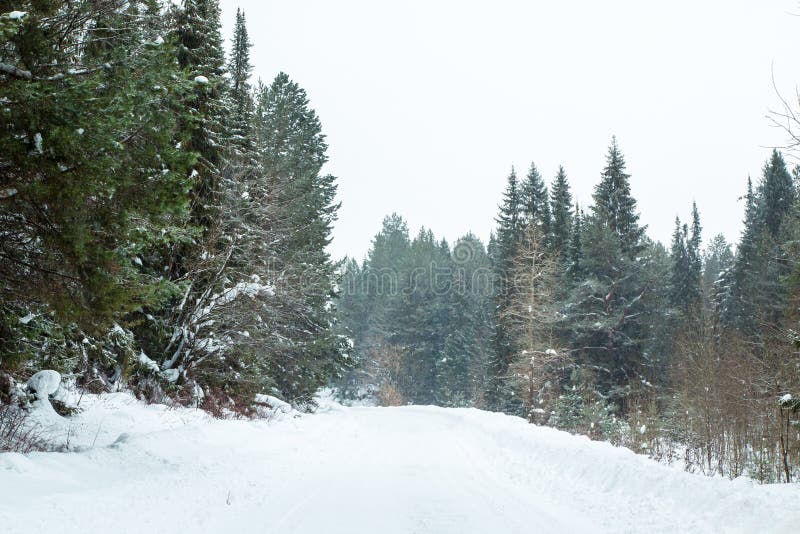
[1,393,798,533]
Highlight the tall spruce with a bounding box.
[486,168,525,412]
[567,204,584,279]
[669,217,691,311]
[550,166,573,254]
[227,8,253,151]
[669,205,702,316]
[592,137,646,256]
[687,203,703,310]
[723,177,760,335]
[760,150,795,239]
[560,140,651,407]
[253,73,347,402]
[520,163,552,240]
[172,0,228,231]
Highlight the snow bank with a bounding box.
[0,395,797,533]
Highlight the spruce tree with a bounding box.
[567,204,584,280]
[760,150,795,239]
[227,8,254,152]
[0,1,195,383]
[559,141,651,408]
[669,205,702,316]
[592,137,646,256]
[438,234,493,406]
[721,178,758,336]
[486,168,525,412]
[171,0,228,231]
[550,166,573,254]
[687,202,703,310]
[520,163,552,240]
[669,217,691,311]
[0,1,193,327]
[253,73,347,402]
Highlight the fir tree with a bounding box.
[493,168,523,276]
[702,234,734,311]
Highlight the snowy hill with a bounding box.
[1,393,798,533]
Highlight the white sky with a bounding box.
[220,0,800,261]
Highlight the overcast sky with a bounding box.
[220,0,800,261]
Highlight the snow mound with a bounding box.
[194,75,209,84]
[26,370,61,398]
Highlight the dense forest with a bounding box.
[0,0,349,412]
[338,142,800,483]
[1,0,799,485]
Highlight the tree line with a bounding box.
[0,0,349,412]
[338,139,800,483]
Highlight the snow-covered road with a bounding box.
[1,395,798,533]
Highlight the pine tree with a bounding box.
[550,166,573,255]
[592,137,646,256]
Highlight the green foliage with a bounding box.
[591,137,646,256]
[337,218,494,406]
[550,166,573,255]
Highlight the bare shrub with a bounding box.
[504,225,566,423]
[0,403,50,453]
[671,322,800,482]
[376,382,404,407]
[363,341,406,407]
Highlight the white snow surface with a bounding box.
[25,370,61,398]
[1,392,798,533]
